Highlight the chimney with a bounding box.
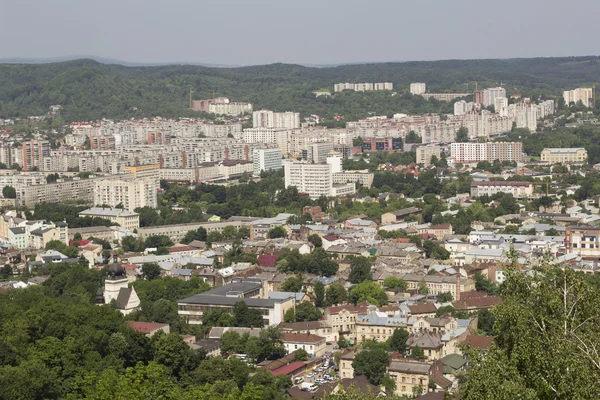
[244,145,249,161]
[455,275,461,301]
[224,148,229,161]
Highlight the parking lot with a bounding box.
[292,355,337,391]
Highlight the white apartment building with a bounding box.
[208,102,252,116]
[252,148,282,177]
[540,148,588,164]
[470,181,534,198]
[94,178,157,211]
[416,145,442,166]
[494,97,508,112]
[454,100,474,116]
[450,142,523,163]
[563,88,594,108]
[481,87,507,107]
[284,160,355,199]
[334,82,393,92]
[410,83,427,95]
[253,110,300,129]
[242,128,296,156]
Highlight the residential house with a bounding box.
[381,207,422,225]
[281,332,326,358]
[126,321,170,337]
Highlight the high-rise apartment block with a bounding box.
[252,148,282,177]
[563,88,594,108]
[416,145,442,166]
[94,178,157,211]
[450,142,523,163]
[253,110,301,129]
[283,157,356,199]
[454,100,474,116]
[481,87,507,107]
[410,83,427,95]
[21,140,50,171]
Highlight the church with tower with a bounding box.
[96,257,140,315]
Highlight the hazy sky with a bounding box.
[1,0,598,66]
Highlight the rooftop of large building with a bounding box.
[79,207,138,218]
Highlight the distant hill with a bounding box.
[0,56,599,121]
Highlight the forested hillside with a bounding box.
[1,56,599,121]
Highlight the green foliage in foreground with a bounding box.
[462,267,600,399]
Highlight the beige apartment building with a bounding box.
[138,220,244,242]
[78,207,140,230]
[94,178,157,211]
[415,145,441,166]
[563,88,594,108]
[540,148,588,164]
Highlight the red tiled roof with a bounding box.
[70,239,92,247]
[269,361,306,376]
[126,321,168,334]
[168,246,196,253]
[258,254,278,267]
[281,332,325,344]
[322,235,339,241]
[462,335,494,349]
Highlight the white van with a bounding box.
[294,376,304,384]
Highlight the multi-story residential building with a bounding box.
[283,159,355,199]
[355,307,408,345]
[540,148,588,164]
[203,123,243,139]
[78,207,140,230]
[281,332,326,358]
[481,87,507,107]
[242,128,297,156]
[304,141,333,163]
[334,82,393,92]
[190,97,230,112]
[21,140,50,171]
[565,226,600,257]
[138,220,245,242]
[450,142,523,163]
[360,137,403,153]
[410,83,426,95]
[563,87,594,108]
[147,131,166,145]
[253,110,301,129]
[90,135,116,150]
[401,274,473,300]
[420,93,470,102]
[18,177,98,207]
[208,102,253,116]
[280,320,334,344]
[8,220,68,249]
[388,359,436,397]
[454,100,474,116]
[178,279,295,326]
[94,178,157,211]
[470,181,535,199]
[324,304,362,342]
[415,145,441,166]
[252,148,282,177]
[333,170,374,188]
